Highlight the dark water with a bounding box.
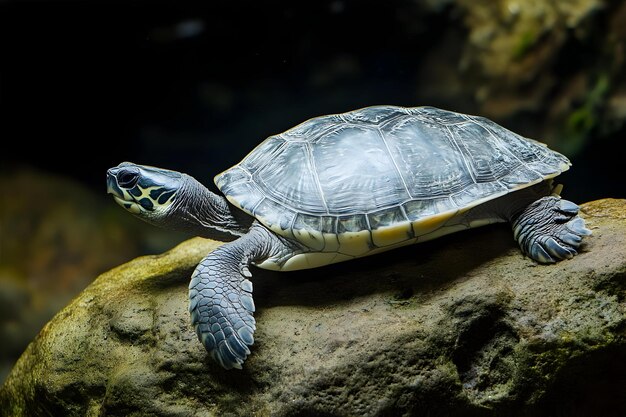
[1,1,623,203]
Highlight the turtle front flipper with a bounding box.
[188,223,298,369]
[512,196,592,264]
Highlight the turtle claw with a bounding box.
[568,217,592,236]
[559,230,582,246]
[512,196,590,264]
[530,243,556,264]
[237,326,255,345]
[544,237,576,260]
[557,199,580,215]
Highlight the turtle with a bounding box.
[106,105,591,369]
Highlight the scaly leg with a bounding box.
[188,223,297,369]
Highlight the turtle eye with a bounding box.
[117,168,140,188]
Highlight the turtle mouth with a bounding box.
[113,195,130,205]
[106,171,125,199]
[113,194,142,214]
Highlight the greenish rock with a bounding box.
[1,199,625,417]
[0,169,185,384]
[458,0,603,82]
[415,0,626,152]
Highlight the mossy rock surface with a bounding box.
[1,199,625,417]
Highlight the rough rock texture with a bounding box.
[0,169,185,384]
[1,199,625,417]
[415,0,626,156]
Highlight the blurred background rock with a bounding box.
[0,169,186,382]
[0,0,624,383]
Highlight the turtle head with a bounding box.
[107,162,250,240]
[107,162,182,223]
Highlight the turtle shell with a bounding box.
[215,106,569,264]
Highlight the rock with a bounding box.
[457,0,603,92]
[415,0,626,157]
[0,169,185,384]
[1,199,625,417]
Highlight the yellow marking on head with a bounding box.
[140,186,176,208]
[113,184,177,217]
[114,195,141,214]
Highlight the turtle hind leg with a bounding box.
[511,196,592,264]
[188,223,297,369]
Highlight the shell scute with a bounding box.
[253,198,296,238]
[410,106,468,124]
[241,136,286,173]
[367,207,408,229]
[450,182,509,207]
[337,214,369,233]
[382,116,473,198]
[448,121,521,183]
[313,124,410,213]
[403,198,453,221]
[282,115,342,141]
[341,105,406,125]
[254,142,323,213]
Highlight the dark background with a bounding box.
[2,1,434,192]
[1,0,624,202]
